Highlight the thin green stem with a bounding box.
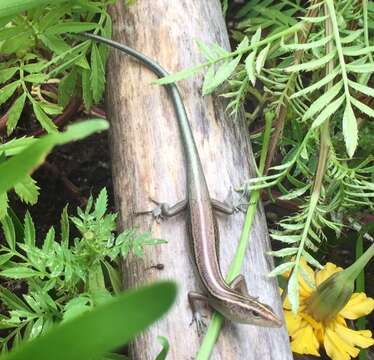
[196,112,274,360]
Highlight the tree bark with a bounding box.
[106,1,292,359]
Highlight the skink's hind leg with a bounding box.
[188,292,208,336]
[211,198,247,215]
[136,197,188,223]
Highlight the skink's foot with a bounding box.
[189,312,207,337]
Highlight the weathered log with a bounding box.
[106,1,292,359]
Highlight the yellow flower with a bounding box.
[283,259,374,360]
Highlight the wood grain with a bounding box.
[106,1,292,359]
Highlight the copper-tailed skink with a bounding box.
[82,32,282,329]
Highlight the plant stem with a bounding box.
[196,111,274,360]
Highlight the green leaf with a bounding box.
[342,101,358,158]
[311,95,344,129]
[196,40,215,61]
[278,183,311,200]
[351,97,374,118]
[1,32,32,54]
[7,93,26,135]
[202,56,241,95]
[24,211,35,246]
[0,285,30,311]
[0,67,18,84]
[14,176,39,205]
[0,193,8,219]
[32,101,58,133]
[95,188,108,219]
[154,63,206,85]
[81,68,93,110]
[40,103,63,116]
[0,267,41,279]
[268,261,295,277]
[245,52,256,86]
[0,0,71,18]
[155,336,170,360]
[288,270,299,314]
[285,51,336,72]
[60,205,69,247]
[58,69,78,107]
[0,254,13,266]
[255,44,270,75]
[23,74,48,83]
[349,80,374,98]
[0,82,19,107]
[1,214,15,250]
[0,282,176,360]
[346,63,374,73]
[102,261,122,295]
[91,43,105,103]
[47,22,98,35]
[301,250,323,269]
[0,120,108,197]
[302,81,342,121]
[267,248,298,257]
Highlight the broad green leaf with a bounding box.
[0,67,18,84]
[32,101,57,133]
[1,32,32,54]
[0,26,25,41]
[154,64,205,85]
[255,44,270,75]
[351,97,374,118]
[268,261,295,277]
[47,22,98,35]
[302,81,342,121]
[0,82,19,107]
[0,0,71,18]
[311,95,344,129]
[0,267,41,279]
[285,51,336,72]
[342,101,358,158]
[0,137,36,156]
[0,282,176,360]
[14,176,39,205]
[202,56,241,95]
[288,270,300,314]
[7,93,26,135]
[0,120,108,197]
[91,43,105,103]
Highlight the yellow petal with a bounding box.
[340,292,374,320]
[324,327,359,360]
[315,262,342,286]
[291,323,320,356]
[334,322,374,349]
[284,310,302,337]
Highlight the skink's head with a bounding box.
[212,294,283,328]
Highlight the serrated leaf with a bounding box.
[236,36,249,51]
[82,68,93,110]
[288,270,299,314]
[202,56,241,95]
[346,63,374,73]
[23,74,48,83]
[301,250,323,269]
[251,27,262,44]
[0,253,13,266]
[311,95,344,129]
[278,183,311,200]
[32,101,57,133]
[7,93,26,135]
[349,80,374,98]
[351,96,374,118]
[58,69,77,107]
[60,205,69,246]
[39,33,70,54]
[0,285,29,311]
[40,102,63,116]
[302,81,342,121]
[1,32,32,54]
[0,0,70,18]
[91,43,105,104]
[268,261,295,277]
[0,67,18,84]
[95,188,108,219]
[270,234,300,243]
[24,211,35,246]
[0,82,19,107]
[282,35,332,51]
[1,214,15,250]
[342,101,358,158]
[267,248,298,257]
[14,176,39,205]
[47,22,98,35]
[42,227,55,253]
[0,192,8,219]
[255,44,270,75]
[285,51,336,72]
[196,40,215,61]
[340,30,363,43]
[154,64,205,85]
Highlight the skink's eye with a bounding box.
[250,310,261,318]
